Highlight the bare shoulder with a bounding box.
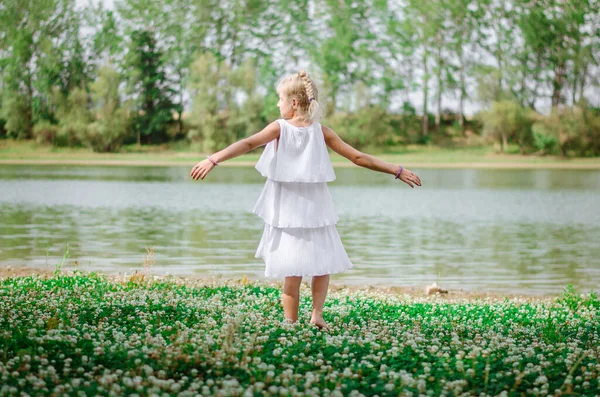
[261,120,281,140]
[320,124,333,134]
[320,124,336,143]
[265,120,282,134]
[319,123,362,163]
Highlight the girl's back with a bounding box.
[255,119,336,183]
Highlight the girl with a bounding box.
[190,70,422,329]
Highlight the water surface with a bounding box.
[1,164,598,295]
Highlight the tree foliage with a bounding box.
[0,0,598,155]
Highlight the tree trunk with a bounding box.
[572,66,579,106]
[178,70,184,135]
[435,33,442,132]
[552,61,565,107]
[501,133,508,153]
[458,45,465,133]
[422,51,429,139]
[578,62,588,106]
[520,55,527,107]
[572,39,582,107]
[24,64,34,140]
[494,23,504,98]
[530,52,542,109]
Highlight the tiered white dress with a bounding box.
[253,118,354,278]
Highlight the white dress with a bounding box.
[253,118,355,278]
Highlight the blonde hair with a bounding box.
[276,70,322,123]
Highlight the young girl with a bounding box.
[190,70,422,329]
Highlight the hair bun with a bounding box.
[298,70,308,78]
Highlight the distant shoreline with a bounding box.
[2,140,600,169]
[1,159,600,169]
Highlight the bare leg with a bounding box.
[310,274,330,328]
[282,276,302,323]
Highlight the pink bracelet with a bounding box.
[394,165,403,179]
[207,155,219,166]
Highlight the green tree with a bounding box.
[0,0,79,138]
[87,5,123,66]
[228,59,266,141]
[447,0,482,132]
[478,0,516,100]
[403,0,440,139]
[310,0,375,116]
[372,1,412,111]
[87,65,131,152]
[187,52,232,152]
[125,30,178,145]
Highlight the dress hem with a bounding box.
[259,260,354,278]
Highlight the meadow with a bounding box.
[1,267,598,396]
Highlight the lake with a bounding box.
[1,164,599,296]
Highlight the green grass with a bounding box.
[1,270,598,396]
[2,139,600,167]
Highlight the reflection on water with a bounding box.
[1,164,599,295]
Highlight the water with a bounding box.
[1,164,599,295]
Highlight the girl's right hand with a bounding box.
[398,167,422,188]
[190,159,215,181]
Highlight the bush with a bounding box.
[1,93,29,139]
[532,126,558,155]
[479,100,534,153]
[389,108,424,145]
[325,105,396,150]
[32,120,59,145]
[86,113,130,152]
[531,105,598,157]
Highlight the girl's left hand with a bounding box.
[398,168,422,188]
[190,159,215,180]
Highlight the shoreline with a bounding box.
[0,265,560,303]
[1,158,600,169]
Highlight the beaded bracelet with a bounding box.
[394,165,403,179]
[207,155,219,166]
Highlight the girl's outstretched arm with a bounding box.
[190,121,281,181]
[322,125,422,188]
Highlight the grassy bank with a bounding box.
[1,140,600,168]
[1,269,598,396]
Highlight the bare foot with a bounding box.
[309,315,329,330]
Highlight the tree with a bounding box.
[187,52,232,152]
[447,0,481,132]
[125,29,178,145]
[310,0,376,116]
[87,65,131,152]
[0,0,78,138]
[403,0,441,139]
